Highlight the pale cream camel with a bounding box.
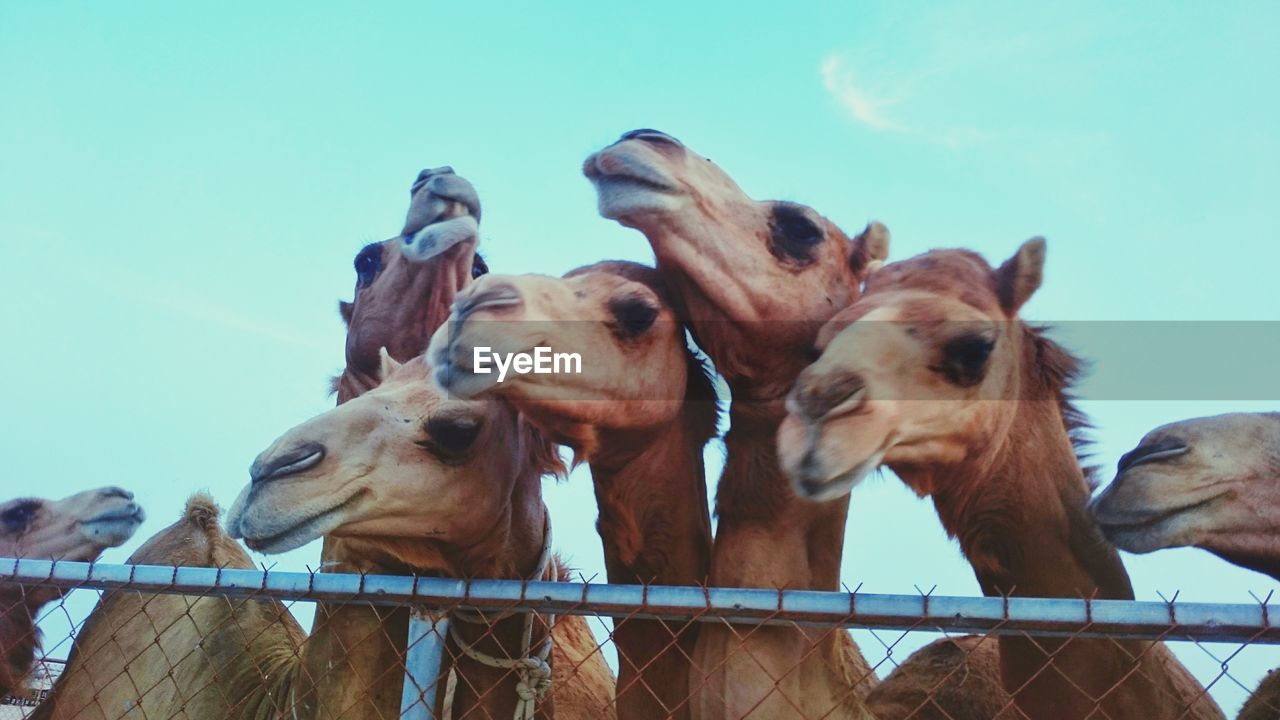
[0,487,142,698]
[429,261,717,719]
[1090,411,1280,720]
[228,354,616,719]
[779,240,1222,719]
[585,128,887,719]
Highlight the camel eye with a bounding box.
[769,204,824,263]
[934,333,995,387]
[609,297,659,335]
[471,254,489,279]
[354,244,383,288]
[1,502,38,534]
[418,415,484,461]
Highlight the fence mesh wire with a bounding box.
[2,561,1276,719]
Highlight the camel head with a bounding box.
[337,167,488,402]
[584,129,889,401]
[1,487,143,562]
[779,238,1048,502]
[228,356,563,576]
[427,261,711,454]
[1091,412,1280,578]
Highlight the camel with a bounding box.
[38,375,614,719]
[428,261,718,719]
[777,239,1224,719]
[227,353,616,719]
[32,493,309,719]
[585,128,887,718]
[1089,411,1280,720]
[0,487,142,698]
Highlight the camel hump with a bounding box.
[182,492,221,530]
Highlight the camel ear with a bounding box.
[377,347,403,382]
[994,237,1046,313]
[338,300,354,328]
[848,221,890,278]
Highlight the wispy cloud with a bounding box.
[819,54,901,132]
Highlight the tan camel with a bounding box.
[33,493,309,719]
[585,128,887,718]
[1090,411,1280,720]
[228,354,616,719]
[778,239,1223,719]
[429,261,717,718]
[0,487,142,698]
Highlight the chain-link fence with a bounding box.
[3,558,1276,719]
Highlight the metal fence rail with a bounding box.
[4,558,1277,719]
[7,558,1277,643]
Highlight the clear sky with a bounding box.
[3,1,1278,713]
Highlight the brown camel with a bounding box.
[318,165,492,715]
[778,239,1223,719]
[228,353,616,719]
[429,261,718,718]
[585,128,887,718]
[1090,411,1280,720]
[0,487,142,698]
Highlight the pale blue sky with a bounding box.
[3,1,1278,712]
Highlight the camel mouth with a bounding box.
[237,492,366,555]
[402,214,479,263]
[1092,491,1228,552]
[585,145,682,220]
[77,502,146,546]
[791,450,885,503]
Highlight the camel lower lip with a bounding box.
[1096,492,1227,534]
[592,174,676,194]
[795,451,884,503]
[243,494,363,554]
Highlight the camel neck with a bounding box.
[590,406,713,586]
[906,397,1132,600]
[714,406,849,590]
[299,475,551,718]
[896,397,1160,719]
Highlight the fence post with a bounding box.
[400,609,449,720]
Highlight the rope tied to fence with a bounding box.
[447,506,557,720]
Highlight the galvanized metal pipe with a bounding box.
[4,558,1276,644]
[400,610,449,720]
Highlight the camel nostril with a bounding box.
[788,370,867,421]
[411,165,456,194]
[619,128,683,146]
[102,487,133,501]
[1117,438,1189,474]
[251,443,326,485]
[456,282,522,321]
